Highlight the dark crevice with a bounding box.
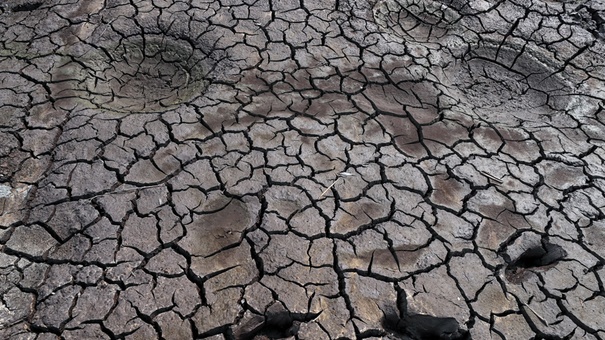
[11,2,42,12]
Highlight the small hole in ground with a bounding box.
[505,242,567,283]
[11,2,43,12]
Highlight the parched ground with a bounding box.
[1,0,605,339]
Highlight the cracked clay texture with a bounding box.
[1,0,605,339]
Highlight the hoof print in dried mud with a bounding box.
[373,0,461,42]
[505,242,567,284]
[450,43,571,123]
[73,35,213,113]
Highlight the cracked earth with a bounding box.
[1,0,605,339]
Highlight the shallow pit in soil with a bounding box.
[73,35,212,113]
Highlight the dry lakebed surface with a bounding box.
[1,0,605,339]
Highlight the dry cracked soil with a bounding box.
[1,0,605,339]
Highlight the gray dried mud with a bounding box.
[1,0,605,339]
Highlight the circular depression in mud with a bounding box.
[373,0,461,42]
[73,35,212,113]
[449,44,571,122]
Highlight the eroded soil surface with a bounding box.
[1,0,605,339]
